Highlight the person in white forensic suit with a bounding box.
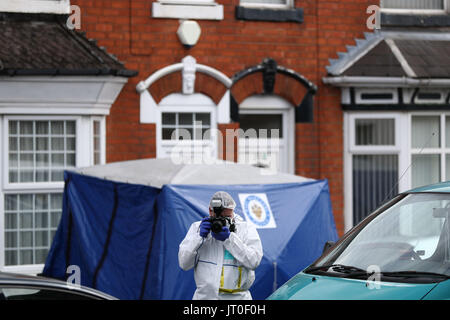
[178,191,263,300]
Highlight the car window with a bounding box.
[0,286,96,300]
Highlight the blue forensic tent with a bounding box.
[43,159,338,300]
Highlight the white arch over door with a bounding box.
[137,56,232,126]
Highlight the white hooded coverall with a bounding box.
[178,214,263,300]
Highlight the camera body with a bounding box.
[209,198,236,233]
[209,216,235,233]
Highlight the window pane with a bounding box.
[9,153,18,168]
[412,154,440,188]
[5,232,17,248]
[20,212,32,229]
[239,114,283,138]
[36,137,49,151]
[51,154,64,167]
[353,154,398,225]
[355,119,395,146]
[20,137,33,151]
[382,0,443,9]
[178,128,193,140]
[51,121,64,135]
[20,153,33,168]
[5,251,17,265]
[9,137,17,151]
[36,154,49,168]
[66,137,76,151]
[9,120,76,183]
[162,113,176,125]
[67,153,76,167]
[179,113,193,126]
[9,121,17,134]
[4,193,62,266]
[36,121,48,134]
[195,113,211,126]
[66,121,76,135]
[20,121,33,135]
[51,138,64,151]
[20,250,33,264]
[446,117,450,148]
[162,128,176,140]
[412,116,440,148]
[446,155,450,181]
[35,211,48,229]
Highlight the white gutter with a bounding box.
[323,76,450,88]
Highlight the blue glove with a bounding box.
[199,217,211,238]
[212,226,230,241]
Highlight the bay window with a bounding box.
[345,112,450,230]
[1,116,105,274]
[380,0,448,13]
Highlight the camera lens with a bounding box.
[211,218,225,233]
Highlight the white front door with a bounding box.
[237,95,294,174]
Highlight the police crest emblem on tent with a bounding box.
[238,193,277,229]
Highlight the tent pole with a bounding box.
[272,261,277,292]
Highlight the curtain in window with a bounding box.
[382,0,444,9]
[353,155,398,225]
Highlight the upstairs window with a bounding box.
[240,0,293,9]
[381,0,447,13]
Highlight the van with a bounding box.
[268,182,450,300]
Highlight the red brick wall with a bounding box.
[71,0,378,236]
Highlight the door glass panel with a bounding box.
[239,114,283,138]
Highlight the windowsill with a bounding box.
[381,12,450,27]
[235,6,303,23]
[152,2,224,20]
[0,0,70,14]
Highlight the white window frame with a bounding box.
[354,88,399,105]
[152,0,224,20]
[238,95,295,175]
[156,94,218,162]
[0,115,104,275]
[91,117,106,166]
[409,112,450,187]
[380,0,449,15]
[344,112,409,232]
[239,0,294,10]
[345,110,450,232]
[2,116,84,192]
[0,0,71,14]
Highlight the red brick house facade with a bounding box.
[69,0,376,239]
[3,0,449,274]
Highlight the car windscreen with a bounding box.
[306,193,450,283]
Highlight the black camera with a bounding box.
[209,199,236,233]
[209,216,230,233]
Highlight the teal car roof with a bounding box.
[407,181,450,193]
